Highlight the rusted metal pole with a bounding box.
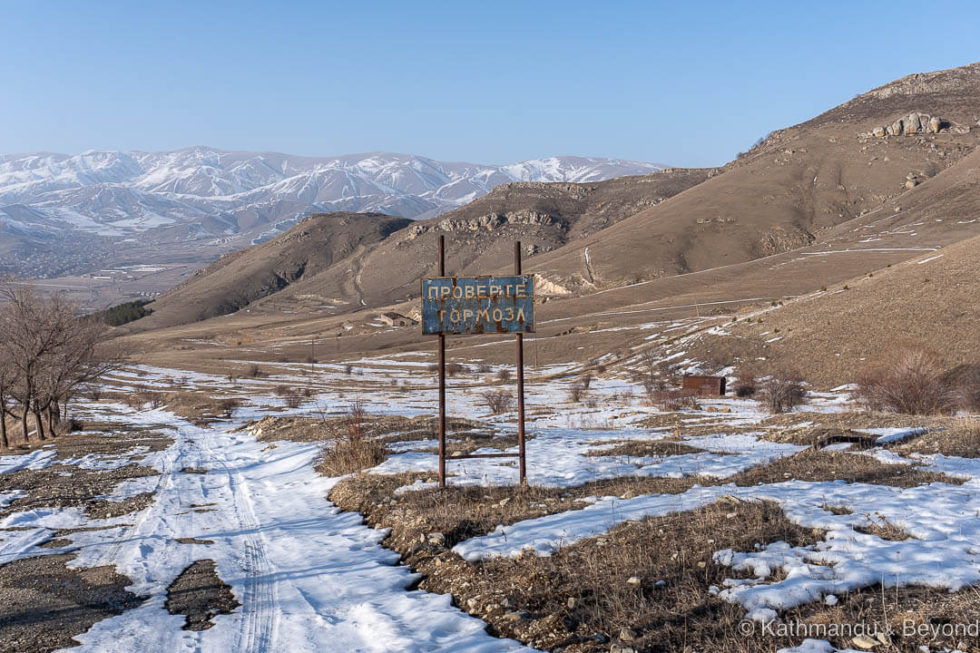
[515,241,527,486]
[438,235,447,488]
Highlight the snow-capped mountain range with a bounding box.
[0,147,662,236]
[0,147,662,278]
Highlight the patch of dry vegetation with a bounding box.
[316,403,388,476]
[757,370,807,413]
[856,346,960,415]
[162,392,242,426]
[730,450,963,488]
[896,418,980,458]
[330,477,822,651]
[585,439,708,457]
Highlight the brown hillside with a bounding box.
[137,212,411,329]
[692,231,980,387]
[222,169,713,312]
[523,62,980,290]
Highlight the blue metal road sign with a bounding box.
[421,275,534,335]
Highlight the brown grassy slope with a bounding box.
[695,231,980,386]
[133,212,411,329]
[523,61,980,290]
[120,135,980,376]
[245,168,715,311]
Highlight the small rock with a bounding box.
[905,179,918,189]
[426,532,446,546]
[610,645,637,653]
[626,576,641,586]
[502,611,529,624]
[852,634,879,649]
[618,627,636,642]
[824,594,838,606]
[498,497,511,507]
[566,597,577,609]
[929,116,942,133]
[500,597,514,609]
[466,597,480,610]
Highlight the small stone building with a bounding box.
[378,312,418,327]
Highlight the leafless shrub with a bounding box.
[445,362,466,376]
[757,370,807,413]
[483,390,514,415]
[279,389,303,408]
[243,363,265,379]
[567,382,587,403]
[274,385,291,397]
[942,364,980,413]
[496,368,512,382]
[129,384,164,409]
[344,364,353,375]
[476,363,492,374]
[856,347,957,415]
[649,389,699,411]
[427,362,467,376]
[216,397,242,417]
[732,373,757,398]
[319,401,387,476]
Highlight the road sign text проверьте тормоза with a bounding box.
[421,275,534,335]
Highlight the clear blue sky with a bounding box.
[2,0,979,167]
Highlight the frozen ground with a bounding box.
[2,359,976,653]
[0,400,532,652]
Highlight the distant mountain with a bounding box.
[0,148,663,278]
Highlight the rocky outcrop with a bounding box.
[869,112,950,137]
[404,211,568,240]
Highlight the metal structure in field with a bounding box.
[422,235,532,487]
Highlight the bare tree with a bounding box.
[0,281,121,445]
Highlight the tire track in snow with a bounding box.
[197,430,280,653]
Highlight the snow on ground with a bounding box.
[0,400,533,652]
[6,358,971,653]
[0,446,56,473]
[453,468,980,626]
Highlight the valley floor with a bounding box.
[0,359,977,652]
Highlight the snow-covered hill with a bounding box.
[0,148,663,242]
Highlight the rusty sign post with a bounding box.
[422,238,533,487]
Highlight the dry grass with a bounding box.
[316,402,389,476]
[245,413,487,444]
[730,449,963,488]
[856,346,959,415]
[483,390,514,415]
[161,392,242,426]
[853,515,912,541]
[330,476,823,651]
[757,370,807,414]
[896,418,980,458]
[585,439,708,457]
[332,473,705,550]
[648,389,700,411]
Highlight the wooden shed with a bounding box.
[681,375,727,397]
